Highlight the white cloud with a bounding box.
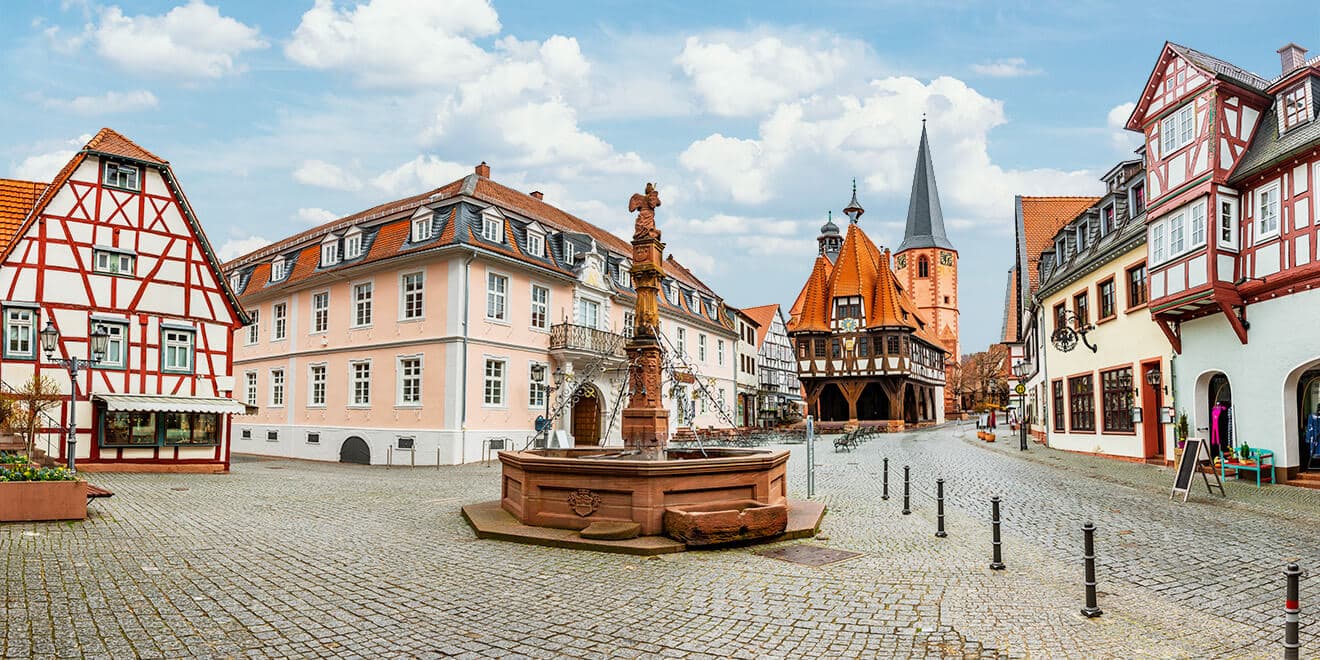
[42,90,158,114]
[1107,102,1142,153]
[217,235,272,261]
[669,249,718,277]
[370,155,470,195]
[286,0,500,87]
[679,75,1096,231]
[669,213,798,236]
[295,207,339,225]
[494,99,649,173]
[675,32,860,116]
[76,1,267,79]
[970,58,1041,78]
[7,134,93,181]
[293,159,362,191]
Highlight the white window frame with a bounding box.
[482,216,502,242]
[677,327,687,356]
[1189,199,1207,248]
[397,355,423,407]
[530,283,549,330]
[245,370,258,407]
[270,368,285,407]
[1150,220,1168,265]
[245,308,259,345]
[97,321,128,369]
[486,271,509,322]
[162,327,195,374]
[698,334,707,362]
[3,306,36,360]
[718,339,725,366]
[311,291,329,334]
[1055,238,1067,262]
[344,230,363,259]
[563,239,576,264]
[103,161,139,191]
[93,248,136,277]
[349,360,372,407]
[400,271,425,321]
[1160,103,1196,154]
[483,358,507,407]
[308,363,327,407]
[270,257,286,282]
[272,302,287,341]
[526,232,544,258]
[577,297,601,329]
[352,281,373,328]
[1218,196,1240,251]
[528,361,547,409]
[623,310,635,337]
[412,216,432,242]
[321,240,339,267]
[1257,180,1282,242]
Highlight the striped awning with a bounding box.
[93,394,251,415]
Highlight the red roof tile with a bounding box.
[0,178,46,255]
[85,127,167,164]
[1021,197,1098,296]
[740,304,780,348]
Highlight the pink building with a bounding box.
[225,164,739,465]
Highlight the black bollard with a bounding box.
[935,478,947,538]
[1285,562,1301,660]
[902,466,911,515]
[989,496,1005,570]
[1080,522,1102,617]
[882,458,890,500]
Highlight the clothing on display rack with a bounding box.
[1210,402,1233,457]
[1306,410,1320,469]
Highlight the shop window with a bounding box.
[1101,368,1134,433]
[1068,374,1095,432]
[101,411,159,447]
[162,412,221,445]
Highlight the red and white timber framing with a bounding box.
[0,133,247,472]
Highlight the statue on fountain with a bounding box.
[629,182,662,241]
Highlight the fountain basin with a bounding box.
[498,447,789,536]
[663,499,789,546]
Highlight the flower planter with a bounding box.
[0,480,87,522]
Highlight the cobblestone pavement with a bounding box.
[1,424,1314,658]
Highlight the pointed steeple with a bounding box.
[897,119,954,252]
[843,178,864,223]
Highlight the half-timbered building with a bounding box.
[0,129,248,472]
[1125,41,1320,482]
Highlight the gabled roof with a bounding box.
[1126,42,1270,131]
[85,127,167,164]
[1000,266,1019,344]
[1017,196,1098,297]
[740,303,780,348]
[1230,74,1320,183]
[0,179,46,255]
[898,121,954,252]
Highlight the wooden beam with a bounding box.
[1216,299,1249,345]
[1155,317,1182,354]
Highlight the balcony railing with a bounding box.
[549,323,626,358]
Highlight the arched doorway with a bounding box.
[1195,371,1233,457]
[1285,358,1320,472]
[339,436,370,464]
[903,384,918,424]
[857,383,890,420]
[817,383,849,421]
[572,384,603,445]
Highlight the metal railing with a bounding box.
[549,323,626,357]
[0,379,66,461]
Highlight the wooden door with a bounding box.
[572,392,600,445]
[1141,364,1162,458]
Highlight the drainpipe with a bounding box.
[459,250,476,464]
[1169,352,1178,456]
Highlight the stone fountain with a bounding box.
[463,184,823,553]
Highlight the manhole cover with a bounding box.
[171,487,189,492]
[267,466,285,470]
[756,544,864,567]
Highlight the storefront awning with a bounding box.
[94,394,252,415]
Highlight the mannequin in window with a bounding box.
[1210,400,1232,458]
[1306,404,1320,469]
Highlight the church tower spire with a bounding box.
[898,119,954,252]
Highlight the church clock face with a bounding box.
[840,317,859,333]
[895,254,907,269]
[939,251,953,266]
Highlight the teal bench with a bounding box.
[1220,448,1275,487]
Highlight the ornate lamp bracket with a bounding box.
[1049,310,1097,353]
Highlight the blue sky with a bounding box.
[2,1,1317,354]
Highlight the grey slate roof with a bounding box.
[1231,76,1320,183]
[898,122,955,252]
[1169,43,1270,93]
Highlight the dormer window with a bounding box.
[563,239,576,264]
[833,296,862,321]
[1130,180,1146,215]
[412,216,432,242]
[344,229,363,259]
[617,261,631,287]
[270,257,286,282]
[1074,224,1087,252]
[229,273,242,292]
[527,232,544,257]
[1101,205,1115,235]
[1056,238,1068,261]
[1283,84,1311,130]
[103,161,139,191]
[481,215,502,242]
[320,233,340,267]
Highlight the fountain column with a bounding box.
[621,184,670,459]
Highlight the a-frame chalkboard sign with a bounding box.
[1170,437,1225,502]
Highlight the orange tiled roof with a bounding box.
[1001,266,1019,344]
[85,127,167,164]
[1021,197,1098,296]
[788,255,833,331]
[740,303,780,348]
[0,179,46,255]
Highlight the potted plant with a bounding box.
[0,458,86,523]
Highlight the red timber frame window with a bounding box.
[1097,277,1116,322]
[1126,261,1147,309]
[1068,374,1096,432]
[1100,367,1135,433]
[1052,380,1065,432]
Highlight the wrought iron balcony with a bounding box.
[549,323,626,358]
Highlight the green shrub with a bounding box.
[0,464,76,482]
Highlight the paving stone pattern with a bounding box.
[0,424,1310,658]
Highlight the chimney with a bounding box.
[530,190,543,200]
[475,161,490,178]
[1278,43,1309,74]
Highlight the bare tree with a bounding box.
[3,375,63,460]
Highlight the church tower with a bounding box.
[817,211,842,262]
[894,120,960,363]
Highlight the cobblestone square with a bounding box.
[4,423,1316,658]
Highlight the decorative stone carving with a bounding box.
[567,489,601,517]
[629,183,662,241]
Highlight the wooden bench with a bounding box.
[86,484,114,501]
[1219,448,1275,487]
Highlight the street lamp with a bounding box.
[41,321,109,472]
[1011,360,1030,451]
